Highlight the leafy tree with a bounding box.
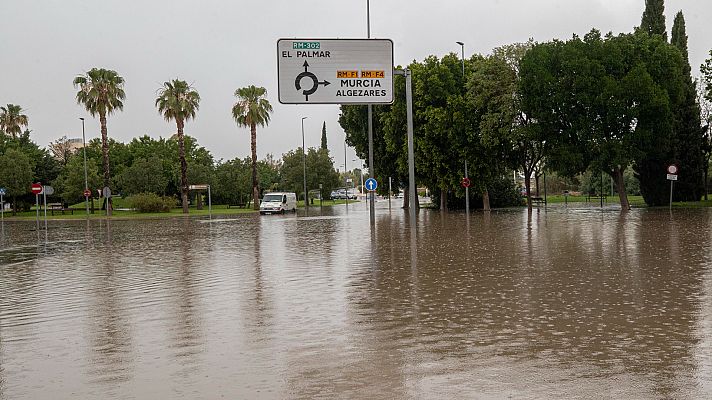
[232,85,273,210]
[73,68,125,215]
[212,158,251,206]
[155,79,200,213]
[0,104,29,139]
[321,122,328,150]
[120,156,167,196]
[0,148,33,214]
[279,147,340,199]
[55,154,101,204]
[520,30,683,209]
[639,0,666,40]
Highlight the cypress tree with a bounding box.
[321,121,327,150]
[640,0,667,40]
[669,10,705,200]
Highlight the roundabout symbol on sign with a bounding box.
[294,61,330,102]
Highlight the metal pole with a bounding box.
[405,69,416,222]
[35,193,39,229]
[1,194,4,221]
[43,190,47,229]
[208,185,212,220]
[344,141,348,207]
[80,117,89,216]
[670,180,674,211]
[465,160,469,214]
[388,176,392,208]
[366,0,375,223]
[302,117,308,212]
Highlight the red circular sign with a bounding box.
[31,183,43,194]
[461,177,471,188]
[83,189,92,197]
[667,164,678,175]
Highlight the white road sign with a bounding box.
[277,39,394,104]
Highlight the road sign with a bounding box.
[0,188,5,196]
[667,174,678,181]
[31,183,43,195]
[461,177,471,188]
[365,178,378,191]
[277,39,394,104]
[84,189,92,197]
[43,186,54,196]
[667,164,678,175]
[102,186,111,198]
[189,184,209,190]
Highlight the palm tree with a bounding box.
[155,79,200,214]
[73,68,125,216]
[232,86,273,210]
[0,104,29,139]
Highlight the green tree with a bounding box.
[55,154,101,204]
[520,31,683,209]
[73,68,125,215]
[155,79,201,213]
[120,156,167,196]
[0,104,29,139]
[212,158,251,206]
[667,10,705,201]
[232,85,273,210]
[279,147,340,199]
[0,148,33,214]
[321,121,328,150]
[639,0,666,40]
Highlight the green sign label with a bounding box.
[293,41,320,50]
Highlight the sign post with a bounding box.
[278,38,393,224]
[462,170,471,215]
[667,165,678,210]
[189,184,211,219]
[102,187,111,216]
[31,183,43,229]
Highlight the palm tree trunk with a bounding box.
[177,119,189,214]
[100,113,112,216]
[251,122,259,210]
[440,188,448,211]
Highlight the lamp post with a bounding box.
[301,117,308,211]
[456,41,469,215]
[80,117,89,216]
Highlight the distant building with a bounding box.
[66,138,84,152]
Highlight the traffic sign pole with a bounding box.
[43,190,47,229]
[670,180,674,211]
[1,193,4,222]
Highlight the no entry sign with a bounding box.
[31,183,43,195]
[461,177,471,188]
[84,189,92,197]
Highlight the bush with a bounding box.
[127,193,176,213]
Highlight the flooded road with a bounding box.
[1,202,712,399]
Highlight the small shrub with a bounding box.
[127,193,176,213]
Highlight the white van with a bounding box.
[259,192,297,215]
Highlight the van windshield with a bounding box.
[263,194,283,202]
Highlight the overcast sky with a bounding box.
[1,0,710,168]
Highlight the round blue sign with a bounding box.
[365,178,378,191]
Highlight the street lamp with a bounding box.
[301,117,308,210]
[80,117,89,216]
[456,41,469,215]
[456,41,465,77]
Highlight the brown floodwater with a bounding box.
[1,201,711,399]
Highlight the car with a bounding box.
[331,189,348,200]
[346,189,358,199]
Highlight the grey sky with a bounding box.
[1,0,710,168]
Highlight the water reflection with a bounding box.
[0,206,711,398]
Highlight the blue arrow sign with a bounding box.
[365,178,378,191]
[0,188,5,196]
